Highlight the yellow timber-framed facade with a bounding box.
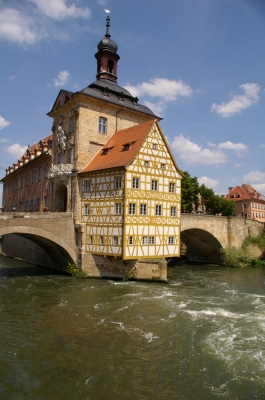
[80,121,182,261]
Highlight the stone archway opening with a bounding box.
[54,184,67,212]
[181,228,223,264]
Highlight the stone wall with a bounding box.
[2,234,52,267]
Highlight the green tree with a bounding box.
[199,184,235,216]
[181,171,199,212]
[181,172,235,216]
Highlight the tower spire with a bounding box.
[94,14,120,83]
[105,15,111,39]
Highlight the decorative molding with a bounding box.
[49,164,73,182]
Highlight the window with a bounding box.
[123,144,130,151]
[142,236,148,245]
[20,176,24,188]
[129,203,136,214]
[168,236,175,244]
[68,148,73,163]
[100,236,104,246]
[16,179,18,190]
[113,237,118,246]
[161,163,165,169]
[153,143,157,149]
[32,170,35,184]
[25,201,28,212]
[84,204,90,215]
[89,236,93,245]
[171,206,176,217]
[36,198,40,211]
[84,180,90,192]
[132,177,139,189]
[156,205,162,216]
[129,236,133,245]
[115,203,121,215]
[57,153,61,164]
[45,164,49,178]
[103,148,109,155]
[152,180,158,191]
[169,182,175,193]
[140,204,147,215]
[99,117,107,134]
[69,116,74,133]
[115,177,121,189]
[149,236,155,245]
[38,167,42,181]
[19,203,22,212]
[44,196,47,208]
[144,161,149,167]
[30,199,34,212]
[12,181,14,192]
[243,203,247,209]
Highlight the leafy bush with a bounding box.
[220,247,253,268]
[66,262,86,278]
[252,259,265,267]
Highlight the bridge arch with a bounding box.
[181,228,223,264]
[0,225,77,272]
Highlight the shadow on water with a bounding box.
[0,255,66,278]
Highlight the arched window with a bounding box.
[107,60,114,74]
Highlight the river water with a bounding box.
[1,256,265,399]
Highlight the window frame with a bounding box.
[170,206,176,217]
[168,236,175,244]
[152,180,158,191]
[132,177,140,189]
[140,204,147,215]
[129,203,136,215]
[169,182,175,193]
[84,180,91,192]
[98,117,107,134]
[156,205,162,216]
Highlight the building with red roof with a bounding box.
[226,184,265,222]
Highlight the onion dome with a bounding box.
[97,16,118,53]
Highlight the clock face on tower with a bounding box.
[60,94,65,106]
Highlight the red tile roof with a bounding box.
[227,184,264,201]
[79,120,156,173]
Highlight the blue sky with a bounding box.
[1,0,265,203]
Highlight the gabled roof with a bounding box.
[79,120,156,173]
[79,120,183,177]
[227,184,265,201]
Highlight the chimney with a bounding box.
[228,187,234,194]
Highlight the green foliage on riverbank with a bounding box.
[220,247,253,268]
[66,262,86,278]
[221,233,265,267]
[181,171,235,216]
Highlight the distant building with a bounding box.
[0,16,183,270]
[226,184,265,222]
[1,135,52,212]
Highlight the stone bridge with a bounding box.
[180,214,264,263]
[0,213,264,273]
[0,212,79,271]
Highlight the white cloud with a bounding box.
[198,176,219,190]
[211,83,261,118]
[54,70,69,87]
[0,116,10,130]
[243,170,265,183]
[6,143,27,158]
[234,163,244,167]
[144,101,166,116]
[0,8,46,45]
[259,144,265,148]
[218,141,248,151]
[171,135,227,165]
[125,77,192,102]
[0,138,9,143]
[30,0,91,20]
[252,183,265,195]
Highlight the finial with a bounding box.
[105,10,111,38]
